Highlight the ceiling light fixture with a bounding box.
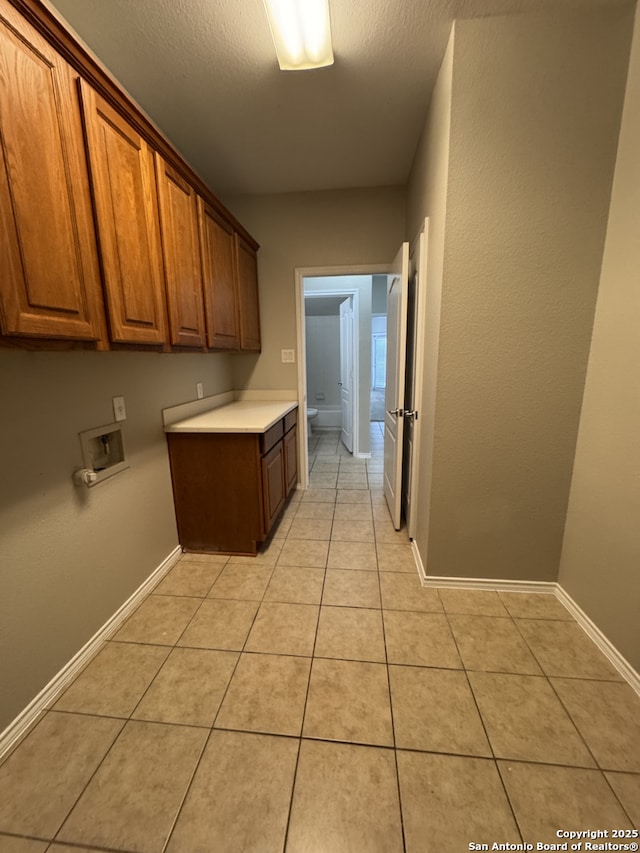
[262,0,334,71]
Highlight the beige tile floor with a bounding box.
[0,424,639,853]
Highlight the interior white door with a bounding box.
[402,257,418,537]
[339,296,354,453]
[383,242,410,528]
[403,220,429,539]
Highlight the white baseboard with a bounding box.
[555,586,640,696]
[0,546,182,762]
[416,562,640,697]
[420,573,557,595]
[412,539,427,582]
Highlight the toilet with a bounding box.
[307,407,319,433]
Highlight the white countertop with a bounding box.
[164,400,298,434]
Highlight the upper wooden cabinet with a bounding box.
[0,0,105,342]
[155,155,206,349]
[235,234,261,352]
[78,80,168,346]
[0,0,260,352]
[198,199,240,351]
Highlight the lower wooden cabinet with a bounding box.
[166,408,298,555]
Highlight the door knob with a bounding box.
[387,408,403,417]
[404,410,418,421]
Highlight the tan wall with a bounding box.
[426,9,632,581]
[558,8,640,672]
[226,186,407,399]
[405,27,454,571]
[0,350,233,730]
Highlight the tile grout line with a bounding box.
[438,589,527,846]
[46,836,139,853]
[598,772,640,829]
[162,548,292,853]
[509,609,608,778]
[372,486,408,853]
[159,726,212,853]
[209,559,282,732]
[534,654,639,825]
[281,485,332,853]
[46,713,128,849]
[123,563,230,723]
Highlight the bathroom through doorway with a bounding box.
[295,266,391,485]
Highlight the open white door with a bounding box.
[403,220,429,539]
[339,296,354,453]
[383,242,410,529]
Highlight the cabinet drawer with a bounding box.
[284,407,298,433]
[261,419,284,455]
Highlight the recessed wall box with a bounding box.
[78,422,128,486]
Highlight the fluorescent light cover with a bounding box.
[263,0,334,71]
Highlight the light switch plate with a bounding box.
[281,349,295,363]
[196,382,204,399]
[112,396,126,422]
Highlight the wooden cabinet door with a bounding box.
[0,0,104,341]
[284,425,298,496]
[197,199,240,350]
[235,234,261,351]
[167,432,264,554]
[78,80,167,345]
[154,155,206,348]
[262,441,285,531]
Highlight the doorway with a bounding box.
[294,226,428,537]
[295,265,390,487]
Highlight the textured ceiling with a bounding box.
[46,0,632,199]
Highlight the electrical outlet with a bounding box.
[196,382,204,399]
[112,396,126,422]
[281,349,295,363]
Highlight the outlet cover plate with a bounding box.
[113,396,126,422]
[281,349,295,363]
